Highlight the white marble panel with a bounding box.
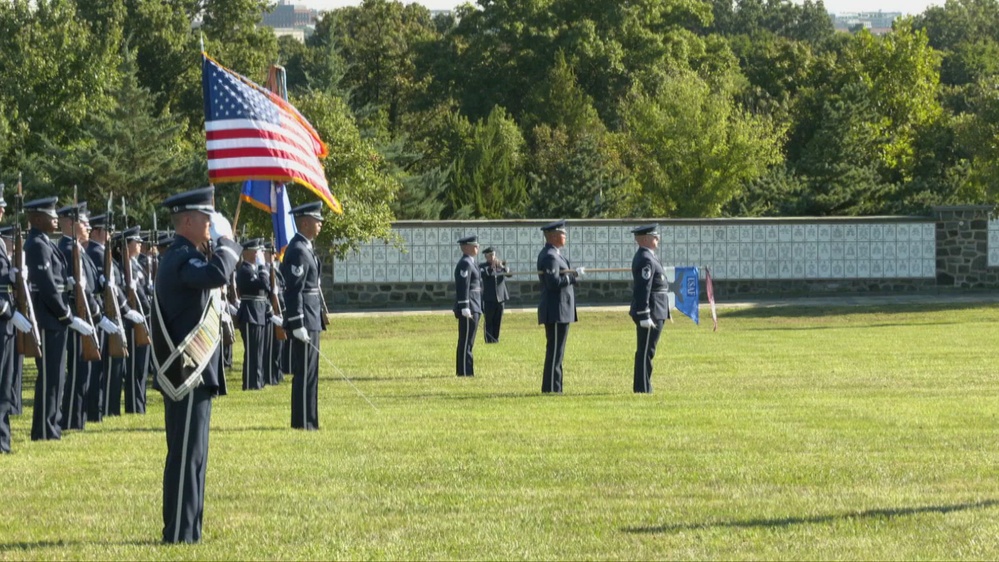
[856,242,869,260]
[700,243,714,262]
[347,264,360,282]
[660,244,673,263]
[688,244,701,263]
[777,261,793,279]
[897,241,909,260]
[412,263,426,282]
[610,244,625,264]
[870,242,883,260]
[740,244,752,261]
[818,242,831,260]
[805,262,818,279]
[411,246,427,265]
[765,225,778,243]
[818,260,831,278]
[660,225,675,245]
[741,225,754,242]
[766,261,780,279]
[713,226,726,243]
[845,224,857,241]
[922,240,934,258]
[674,245,687,265]
[871,260,884,278]
[792,243,804,261]
[739,262,752,279]
[896,224,910,242]
[359,245,373,264]
[753,262,766,279]
[700,225,714,243]
[359,264,373,282]
[595,226,609,244]
[818,224,831,241]
[990,230,999,246]
[386,246,400,264]
[687,225,701,243]
[883,242,896,259]
[882,224,896,241]
[792,261,805,278]
[991,249,999,267]
[400,264,413,282]
[870,224,884,242]
[792,224,805,242]
[805,224,818,242]
[923,223,935,241]
[582,245,596,263]
[897,260,910,277]
[844,242,857,260]
[883,260,897,278]
[831,261,845,278]
[766,244,778,261]
[424,228,438,246]
[596,245,610,267]
[831,242,844,260]
[844,261,857,278]
[857,224,870,241]
[753,244,765,261]
[517,228,532,246]
[375,264,388,281]
[778,225,792,242]
[674,226,688,244]
[714,243,727,264]
[727,262,740,279]
[923,260,936,277]
[831,224,844,241]
[857,260,870,278]
[805,243,817,261]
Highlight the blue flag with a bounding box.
[241,180,297,257]
[673,266,700,324]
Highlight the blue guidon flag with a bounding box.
[241,180,298,258]
[202,53,342,214]
[671,266,700,324]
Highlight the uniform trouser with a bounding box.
[241,324,268,390]
[105,355,125,417]
[0,327,14,452]
[289,330,319,430]
[483,301,504,343]
[269,331,284,385]
[634,320,664,394]
[542,322,570,393]
[11,353,23,415]
[85,332,106,422]
[32,328,67,441]
[280,335,291,376]
[222,340,233,369]
[125,332,150,414]
[456,314,479,376]
[60,331,91,431]
[162,385,213,544]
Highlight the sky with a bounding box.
[301,0,943,16]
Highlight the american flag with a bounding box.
[202,54,342,214]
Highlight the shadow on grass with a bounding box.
[98,425,288,433]
[623,499,999,534]
[722,301,998,320]
[742,321,968,332]
[0,539,162,552]
[382,391,619,401]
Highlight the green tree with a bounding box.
[623,70,783,217]
[447,106,529,218]
[34,48,201,221]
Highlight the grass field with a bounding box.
[4,303,999,560]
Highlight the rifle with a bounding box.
[121,197,150,347]
[150,211,159,283]
[103,194,128,358]
[72,186,101,361]
[268,240,286,341]
[11,173,41,358]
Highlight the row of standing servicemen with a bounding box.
[0,200,300,454]
[452,221,671,394]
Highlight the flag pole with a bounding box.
[232,197,244,232]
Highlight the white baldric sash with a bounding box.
[153,288,223,402]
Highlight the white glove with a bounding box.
[461,308,472,319]
[78,275,87,291]
[640,318,655,329]
[68,316,95,337]
[123,309,145,324]
[292,327,309,342]
[270,315,283,325]
[227,304,238,316]
[11,311,31,333]
[209,212,233,243]
[99,274,106,286]
[66,275,75,288]
[255,250,265,267]
[98,316,120,334]
[575,266,586,276]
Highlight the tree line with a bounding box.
[1,0,997,253]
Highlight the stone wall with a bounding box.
[316,211,999,311]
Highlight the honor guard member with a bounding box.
[630,225,669,394]
[120,226,152,414]
[265,243,286,385]
[56,203,114,431]
[453,235,481,376]
[151,186,241,544]
[1,198,31,451]
[1,225,26,418]
[86,214,141,421]
[236,238,272,390]
[537,220,584,394]
[281,201,326,431]
[25,196,95,440]
[479,247,509,343]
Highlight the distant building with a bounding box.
[262,0,316,30]
[831,11,903,35]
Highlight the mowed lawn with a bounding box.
[5,303,999,560]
